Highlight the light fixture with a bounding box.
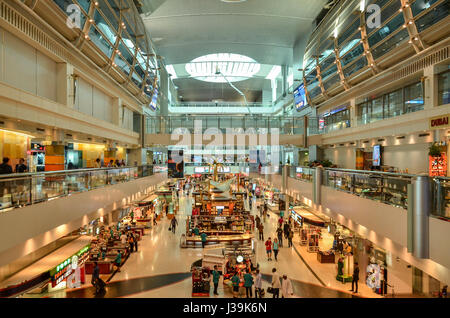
[185,53,260,83]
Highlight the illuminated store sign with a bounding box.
[50,245,90,287]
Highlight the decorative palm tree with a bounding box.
[207,158,224,181]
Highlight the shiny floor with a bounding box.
[61,191,372,298]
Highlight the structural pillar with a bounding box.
[313,167,322,206]
[412,175,430,259]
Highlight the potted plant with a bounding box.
[429,142,442,157]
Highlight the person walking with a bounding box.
[170,216,178,234]
[94,158,101,168]
[283,222,290,240]
[350,262,360,293]
[114,250,122,272]
[91,261,100,288]
[255,215,261,230]
[254,269,262,298]
[128,234,135,253]
[133,232,138,252]
[258,223,264,241]
[120,231,127,245]
[200,232,208,248]
[271,268,281,298]
[212,265,221,296]
[273,238,279,261]
[231,271,241,298]
[243,270,254,298]
[265,237,273,261]
[281,275,294,298]
[276,226,283,247]
[278,216,283,228]
[288,229,294,248]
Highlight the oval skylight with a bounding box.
[185,53,260,83]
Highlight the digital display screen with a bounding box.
[294,84,307,111]
[150,88,158,110]
[373,145,381,166]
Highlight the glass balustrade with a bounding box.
[432,177,450,219]
[322,169,411,209]
[0,165,155,212]
[289,166,314,182]
[145,116,305,135]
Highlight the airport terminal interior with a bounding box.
[0,0,449,300]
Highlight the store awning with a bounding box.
[291,206,326,227]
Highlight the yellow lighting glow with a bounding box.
[0,128,34,139]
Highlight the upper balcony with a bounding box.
[0,165,156,213]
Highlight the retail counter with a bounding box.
[85,259,114,274]
[317,251,335,264]
[185,234,254,248]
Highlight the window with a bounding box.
[321,65,338,82]
[323,74,340,91]
[371,96,384,119]
[309,86,322,99]
[339,33,361,57]
[415,1,449,33]
[411,0,440,17]
[322,108,351,133]
[371,28,409,60]
[88,25,113,58]
[319,54,336,73]
[386,89,403,117]
[338,18,360,47]
[343,56,367,78]
[404,82,424,113]
[341,44,364,67]
[75,0,90,13]
[366,0,402,35]
[438,71,450,105]
[356,82,423,125]
[306,69,318,84]
[368,13,404,47]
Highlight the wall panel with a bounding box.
[36,51,57,101]
[3,29,36,94]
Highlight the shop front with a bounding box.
[48,244,90,291]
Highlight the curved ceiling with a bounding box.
[138,0,328,102]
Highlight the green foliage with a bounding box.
[429,142,442,157]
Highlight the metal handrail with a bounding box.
[295,166,416,179]
[0,165,151,180]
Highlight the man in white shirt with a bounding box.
[271,268,281,298]
[120,232,127,245]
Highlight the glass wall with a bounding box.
[438,70,450,105]
[303,0,449,103]
[357,82,424,125]
[52,0,158,102]
[319,106,351,134]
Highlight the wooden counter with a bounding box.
[85,259,114,274]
